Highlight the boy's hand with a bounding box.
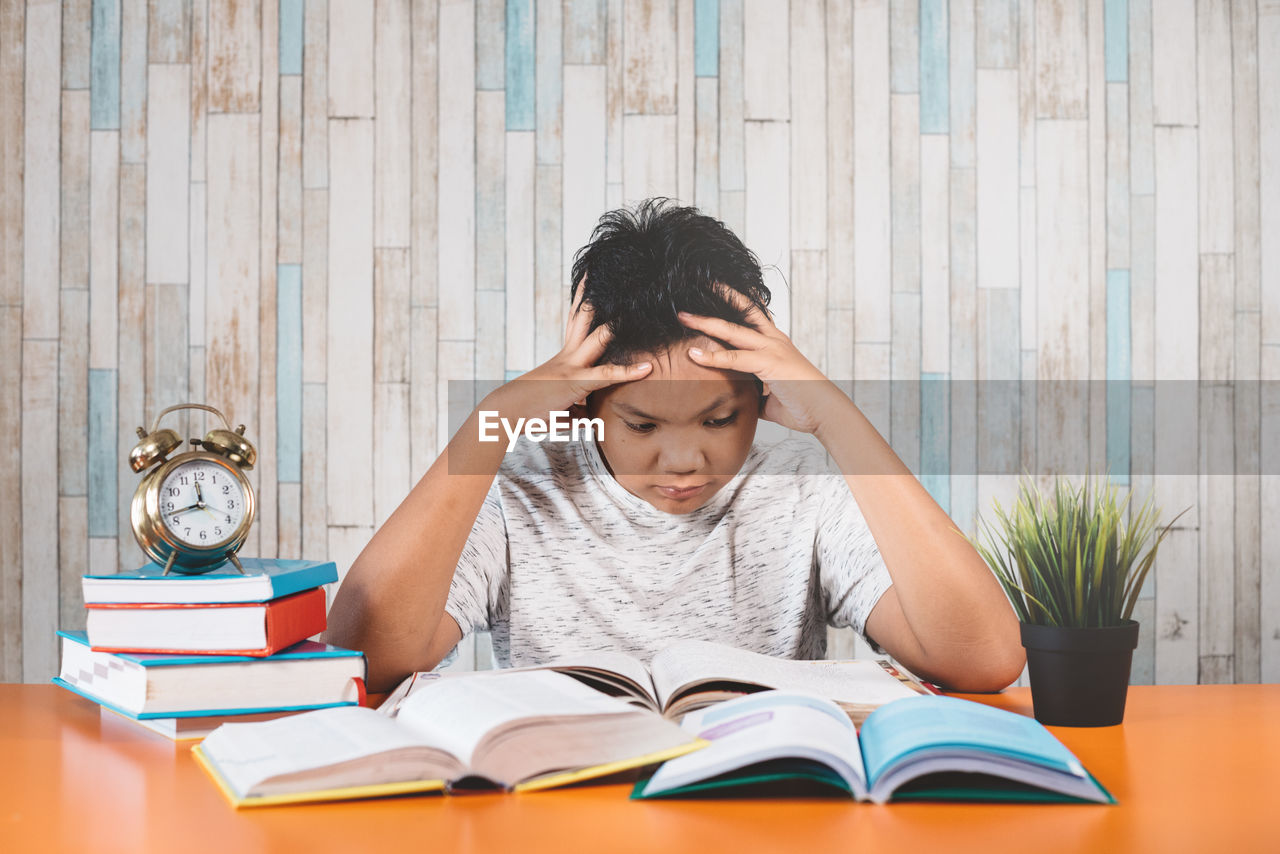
[678,285,843,435]
[485,286,652,419]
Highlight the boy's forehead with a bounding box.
[605,345,755,414]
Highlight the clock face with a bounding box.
[158,459,247,549]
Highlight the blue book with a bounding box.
[81,557,338,604]
[53,630,366,719]
[632,693,1114,804]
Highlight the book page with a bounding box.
[649,640,919,711]
[393,670,637,768]
[200,706,444,797]
[640,691,867,798]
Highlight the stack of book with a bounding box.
[54,558,366,740]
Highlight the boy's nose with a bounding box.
[657,441,707,474]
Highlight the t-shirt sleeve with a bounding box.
[442,479,509,637]
[812,470,893,643]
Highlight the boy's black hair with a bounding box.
[569,198,772,365]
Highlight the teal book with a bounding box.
[631,692,1115,804]
[81,557,338,605]
[53,630,366,719]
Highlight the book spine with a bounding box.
[260,588,328,656]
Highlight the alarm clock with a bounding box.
[128,403,257,576]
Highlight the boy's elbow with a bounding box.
[949,644,1026,693]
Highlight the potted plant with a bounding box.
[970,477,1182,727]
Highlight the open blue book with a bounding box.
[633,692,1114,804]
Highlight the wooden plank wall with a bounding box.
[0,0,1274,685]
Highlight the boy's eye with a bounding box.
[624,421,656,434]
[705,412,738,428]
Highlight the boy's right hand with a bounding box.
[482,287,652,419]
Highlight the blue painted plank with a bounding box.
[919,0,948,134]
[504,369,524,383]
[1106,270,1131,484]
[1105,0,1128,83]
[91,0,121,129]
[695,0,719,77]
[88,369,117,537]
[506,0,535,131]
[279,0,304,76]
[921,372,951,513]
[277,265,303,483]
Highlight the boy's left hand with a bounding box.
[678,286,844,435]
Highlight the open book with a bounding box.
[193,669,702,808]
[632,691,1114,804]
[385,640,927,725]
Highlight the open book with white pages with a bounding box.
[381,639,930,726]
[632,691,1115,804]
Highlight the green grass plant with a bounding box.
[970,478,1183,628]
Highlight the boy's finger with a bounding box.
[687,346,763,375]
[565,297,595,347]
[576,319,615,362]
[711,281,774,332]
[582,360,652,391]
[677,311,769,350]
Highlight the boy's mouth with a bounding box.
[654,483,709,500]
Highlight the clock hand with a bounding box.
[170,502,201,516]
[194,481,205,505]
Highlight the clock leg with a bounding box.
[161,552,178,576]
[227,552,247,575]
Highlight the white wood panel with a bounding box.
[535,0,562,164]
[61,90,90,291]
[278,482,301,559]
[438,0,475,338]
[791,249,827,372]
[0,305,19,680]
[1200,255,1234,380]
[949,0,975,169]
[1233,0,1260,316]
[889,0,918,93]
[624,0,677,114]
[854,342,891,445]
[1154,127,1199,380]
[22,0,59,340]
[694,77,719,216]
[278,75,303,264]
[920,134,950,374]
[301,188,326,383]
[506,132,536,373]
[1018,185,1036,350]
[328,0,374,118]
[119,0,146,162]
[1034,120,1089,480]
[534,164,564,364]
[328,525,374,586]
[375,248,411,385]
[327,118,375,528]
[58,289,88,496]
[1151,0,1196,127]
[258,0,280,560]
[475,289,505,390]
[718,0,744,190]
[975,69,1018,290]
[89,131,119,370]
[301,381,327,559]
[1260,3,1280,343]
[190,0,208,180]
[375,0,411,246]
[1199,407,1236,681]
[437,341,475,456]
[1128,0,1153,194]
[1035,0,1087,119]
[21,339,58,681]
[890,93,919,295]
[789,0,826,252]
[890,290,921,471]
[1087,0,1106,478]
[622,114,678,204]
[1017,0,1036,186]
[563,65,607,289]
[476,90,506,294]
[743,0,787,120]
[826,0,853,309]
[145,64,190,285]
[854,0,890,341]
[677,0,694,203]
[1129,194,1155,381]
[303,0,328,187]
[1234,311,1261,683]
[59,496,87,632]
[976,0,1018,69]
[409,305,439,481]
[1155,526,1199,684]
[1262,343,1280,681]
[605,0,623,184]
[1197,0,1234,253]
[744,120,790,335]
[373,382,411,529]
[207,0,259,112]
[410,0,438,307]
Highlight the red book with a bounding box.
[85,588,327,657]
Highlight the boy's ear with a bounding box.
[757,379,769,412]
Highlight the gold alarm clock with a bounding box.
[129,403,257,575]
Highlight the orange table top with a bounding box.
[1,683,1277,853]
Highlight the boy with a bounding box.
[326,200,1024,693]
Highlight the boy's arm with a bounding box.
[679,290,1024,693]
[324,301,651,692]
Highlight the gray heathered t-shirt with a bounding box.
[443,435,893,668]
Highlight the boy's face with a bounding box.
[586,337,760,514]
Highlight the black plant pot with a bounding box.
[1020,620,1140,727]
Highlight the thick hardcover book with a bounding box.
[53,630,366,718]
[631,692,1115,804]
[193,670,704,808]
[81,558,338,605]
[85,587,326,656]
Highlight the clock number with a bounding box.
[199,530,207,540]
[184,528,191,537]
[179,475,189,485]
[194,470,205,481]
[165,502,174,511]
[211,474,218,483]
[225,515,232,524]
[222,485,230,494]
[227,499,236,509]
[168,487,180,497]
[215,527,223,537]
